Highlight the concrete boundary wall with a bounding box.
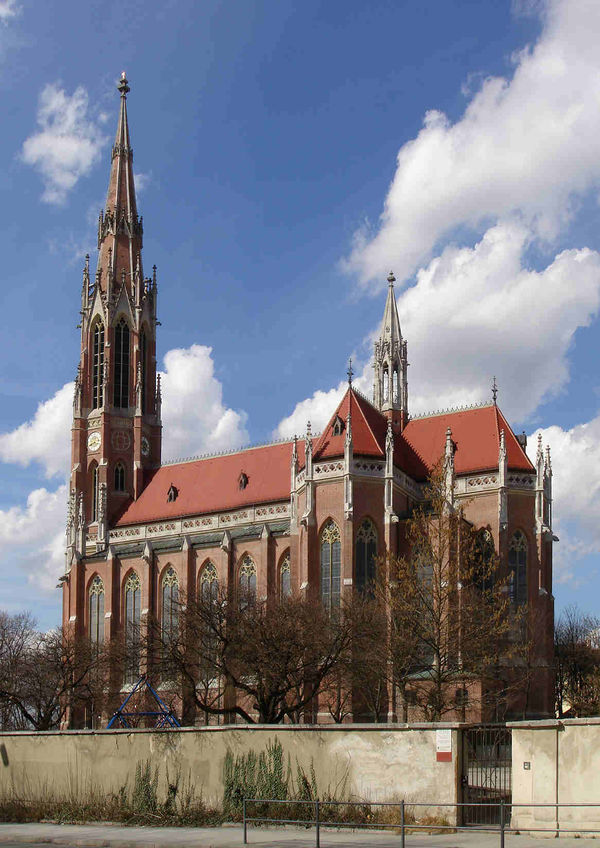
[510,718,600,835]
[0,724,461,818]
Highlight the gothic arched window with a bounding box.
[139,329,147,414]
[199,562,218,604]
[474,529,496,593]
[92,321,105,410]
[113,318,130,408]
[89,576,104,645]
[320,520,341,611]
[383,367,389,403]
[239,556,256,609]
[161,567,179,643]
[508,531,528,607]
[91,465,99,522]
[392,368,399,405]
[124,571,141,684]
[114,462,125,492]
[355,518,377,593]
[280,552,291,598]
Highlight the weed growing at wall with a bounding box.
[0,760,222,826]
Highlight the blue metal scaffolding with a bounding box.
[106,674,181,729]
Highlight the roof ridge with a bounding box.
[162,432,323,467]
[409,400,493,421]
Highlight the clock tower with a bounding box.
[66,73,161,572]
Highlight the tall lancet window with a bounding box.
[161,567,179,644]
[139,329,147,414]
[89,576,105,646]
[383,367,389,403]
[355,518,377,594]
[508,531,528,607]
[124,571,141,684]
[280,552,291,599]
[239,556,256,609]
[113,318,130,408]
[392,369,399,405]
[92,322,105,409]
[320,520,341,612]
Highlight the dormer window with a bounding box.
[239,472,248,490]
[332,415,345,437]
[167,484,178,503]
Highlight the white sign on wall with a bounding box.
[436,728,452,762]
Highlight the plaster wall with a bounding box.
[510,718,600,835]
[0,725,460,819]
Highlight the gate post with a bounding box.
[499,799,505,848]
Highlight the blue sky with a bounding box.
[0,0,599,629]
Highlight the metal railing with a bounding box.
[242,798,600,846]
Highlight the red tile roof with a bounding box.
[403,405,534,475]
[115,394,532,527]
[115,440,298,526]
[313,389,385,461]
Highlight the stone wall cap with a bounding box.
[0,721,470,738]
[508,717,600,729]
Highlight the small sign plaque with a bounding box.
[523,761,531,770]
[436,728,452,762]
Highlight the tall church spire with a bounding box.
[97,72,143,296]
[373,271,408,430]
[67,73,161,569]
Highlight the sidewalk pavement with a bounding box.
[0,823,594,848]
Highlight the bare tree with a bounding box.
[0,611,107,730]
[381,465,516,721]
[555,605,600,717]
[153,590,373,724]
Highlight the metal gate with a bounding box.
[461,725,512,825]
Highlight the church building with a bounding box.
[62,76,555,723]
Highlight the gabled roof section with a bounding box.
[115,440,298,526]
[313,387,385,461]
[403,404,534,475]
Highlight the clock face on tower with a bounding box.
[141,436,150,457]
[87,431,101,452]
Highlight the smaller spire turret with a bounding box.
[373,270,408,429]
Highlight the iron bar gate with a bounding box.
[462,725,512,826]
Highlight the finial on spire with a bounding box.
[492,376,498,405]
[387,270,395,286]
[347,357,354,386]
[118,71,130,97]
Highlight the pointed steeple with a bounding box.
[96,72,143,295]
[373,271,408,429]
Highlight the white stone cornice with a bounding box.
[108,501,291,542]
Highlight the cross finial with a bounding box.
[118,71,130,97]
[347,357,354,386]
[387,270,396,286]
[492,376,498,405]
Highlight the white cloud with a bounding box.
[345,0,600,288]
[0,0,19,22]
[0,485,67,592]
[21,83,107,205]
[529,415,600,585]
[134,171,151,193]
[0,382,73,479]
[399,221,600,421]
[161,344,249,459]
[0,344,248,596]
[275,220,600,431]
